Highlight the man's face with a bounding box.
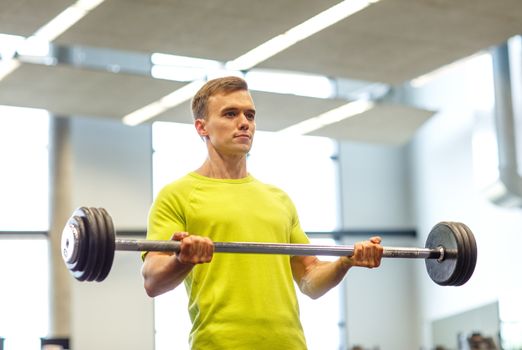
[196,89,256,156]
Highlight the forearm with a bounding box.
[142,253,194,297]
[299,257,352,299]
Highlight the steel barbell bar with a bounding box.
[61,207,477,286]
[114,239,444,259]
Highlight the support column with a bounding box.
[48,115,73,337]
[335,141,349,350]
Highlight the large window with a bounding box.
[0,107,50,231]
[0,238,50,349]
[152,121,341,350]
[0,108,50,350]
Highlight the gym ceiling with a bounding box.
[0,0,521,144]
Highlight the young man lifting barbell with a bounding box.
[140,76,383,350]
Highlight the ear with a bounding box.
[195,118,208,138]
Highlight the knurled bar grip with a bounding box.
[116,239,444,259]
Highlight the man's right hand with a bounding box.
[172,232,214,265]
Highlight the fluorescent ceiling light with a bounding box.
[206,69,244,81]
[16,36,51,57]
[1,33,54,65]
[122,80,204,126]
[246,69,335,98]
[151,53,222,70]
[0,104,49,116]
[0,60,21,81]
[151,65,207,82]
[0,34,21,79]
[151,53,223,82]
[0,34,25,60]
[0,0,105,83]
[410,52,487,88]
[34,8,87,41]
[226,0,377,71]
[121,101,169,127]
[159,80,205,108]
[279,99,374,135]
[0,34,24,80]
[34,0,105,42]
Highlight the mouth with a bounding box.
[234,134,251,139]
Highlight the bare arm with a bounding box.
[291,237,383,299]
[141,233,214,297]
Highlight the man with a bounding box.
[141,76,383,350]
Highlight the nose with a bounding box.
[238,113,250,130]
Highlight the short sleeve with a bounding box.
[141,183,187,260]
[288,198,310,245]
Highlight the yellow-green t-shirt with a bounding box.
[147,172,310,350]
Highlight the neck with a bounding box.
[196,154,248,179]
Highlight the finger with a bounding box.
[176,244,194,265]
[365,244,375,268]
[354,242,367,267]
[371,244,383,267]
[172,232,189,241]
[370,236,382,244]
[177,237,194,263]
[188,238,201,263]
[377,245,384,266]
[180,237,213,264]
[373,247,380,267]
[367,237,382,268]
[203,238,214,263]
[374,253,381,267]
[195,239,208,262]
[362,241,377,268]
[353,242,363,261]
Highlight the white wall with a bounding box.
[340,141,414,230]
[68,117,155,350]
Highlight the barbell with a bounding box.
[61,207,477,286]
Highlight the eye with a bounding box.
[245,112,255,121]
[224,110,237,118]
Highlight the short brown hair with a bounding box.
[191,76,248,120]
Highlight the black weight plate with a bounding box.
[455,223,477,286]
[75,207,100,282]
[90,207,107,282]
[61,216,80,265]
[89,208,108,282]
[70,209,93,281]
[452,223,471,286]
[84,207,104,282]
[465,224,478,285]
[447,222,471,286]
[96,208,115,282]
[65,214,87,272]
[74,213,89,275]
[425,222,459,286]
[67,208,93,280]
